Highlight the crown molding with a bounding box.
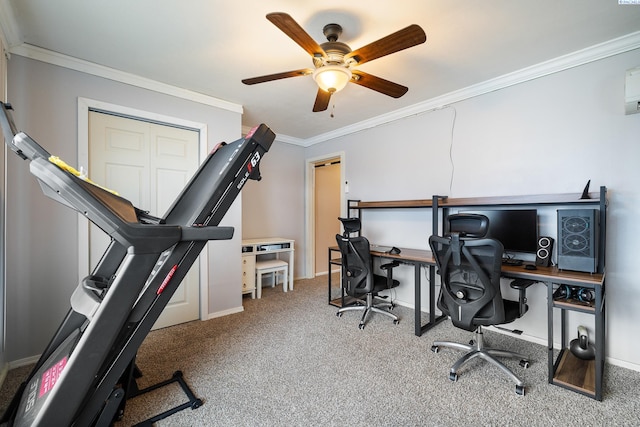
[0,0,21,51]
[299,30,640,147]
[241,125,305,146]
[9,43,243,114]
[6,27,639,146]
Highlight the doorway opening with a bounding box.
[305,152,345,278]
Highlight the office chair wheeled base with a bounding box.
[337,293,399,329]
[431,326,529,395]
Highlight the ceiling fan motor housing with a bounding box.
[323,23,342,41]
[314,24,354,92]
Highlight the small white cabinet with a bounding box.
[241,254,256,298]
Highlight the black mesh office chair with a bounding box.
[335,217,400,329]
[428,214,533,395]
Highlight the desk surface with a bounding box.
[368,246,604,287]
[370,247,434,264]
[500,264,604,287]
[329,244,605,340]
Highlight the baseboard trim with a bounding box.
[8,354,40,370]
[605,357,640,371]
[207,305,244,320]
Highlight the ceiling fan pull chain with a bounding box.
[331,103,335,118]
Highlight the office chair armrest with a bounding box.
[510,279,536,316]
[380,261,400,287]
[380,261,400,270]
[509,278,536,291]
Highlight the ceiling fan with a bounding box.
[242,12,427,112]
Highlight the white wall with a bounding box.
[305,48,640,369]
[5,55,242,363]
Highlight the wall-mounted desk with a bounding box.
[242,238,294,298]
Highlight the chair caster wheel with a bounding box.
[393,319,400,325]
[449,372,459,382]
[431,345,440,353]
[516,385,525,396]
[519,360,530,369]
[336,312,342,317]
[358,323,365,330]
[469,340,475,345]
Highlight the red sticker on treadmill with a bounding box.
[39,357,67,397]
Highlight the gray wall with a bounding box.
[301,49,640,369]
[241,140,306,278]
[5,55,242,362]
[5,47,640,370]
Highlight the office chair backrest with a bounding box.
[338,217,361,236]
[336,234,373,296]
[446,213,489,238]
[429,232,505,331]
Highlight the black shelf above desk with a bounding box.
[349,191,604,210]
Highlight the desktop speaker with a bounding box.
[557,209,598,273]
[535,236,554,267]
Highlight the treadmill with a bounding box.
[0,102,275,426]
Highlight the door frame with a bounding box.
[304,151,346,278]
[77,97,210,321]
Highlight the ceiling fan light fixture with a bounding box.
[313,65,352,93]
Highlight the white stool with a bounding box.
[255,259,288,299]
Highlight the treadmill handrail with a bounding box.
[31,154,236,251]
[181,225,234,241]
[30,157,183,252]
[0,103,44,160]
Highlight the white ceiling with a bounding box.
[2,1,640,142]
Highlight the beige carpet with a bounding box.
[2,275,640,426]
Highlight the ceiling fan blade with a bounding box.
[313,89,332,112]
[351,70,408,98]
[345,24,426,65]
[242,69,313,85]
[266,12,328,59]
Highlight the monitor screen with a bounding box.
[457,209,538,254]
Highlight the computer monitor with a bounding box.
[457,209,538,255]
